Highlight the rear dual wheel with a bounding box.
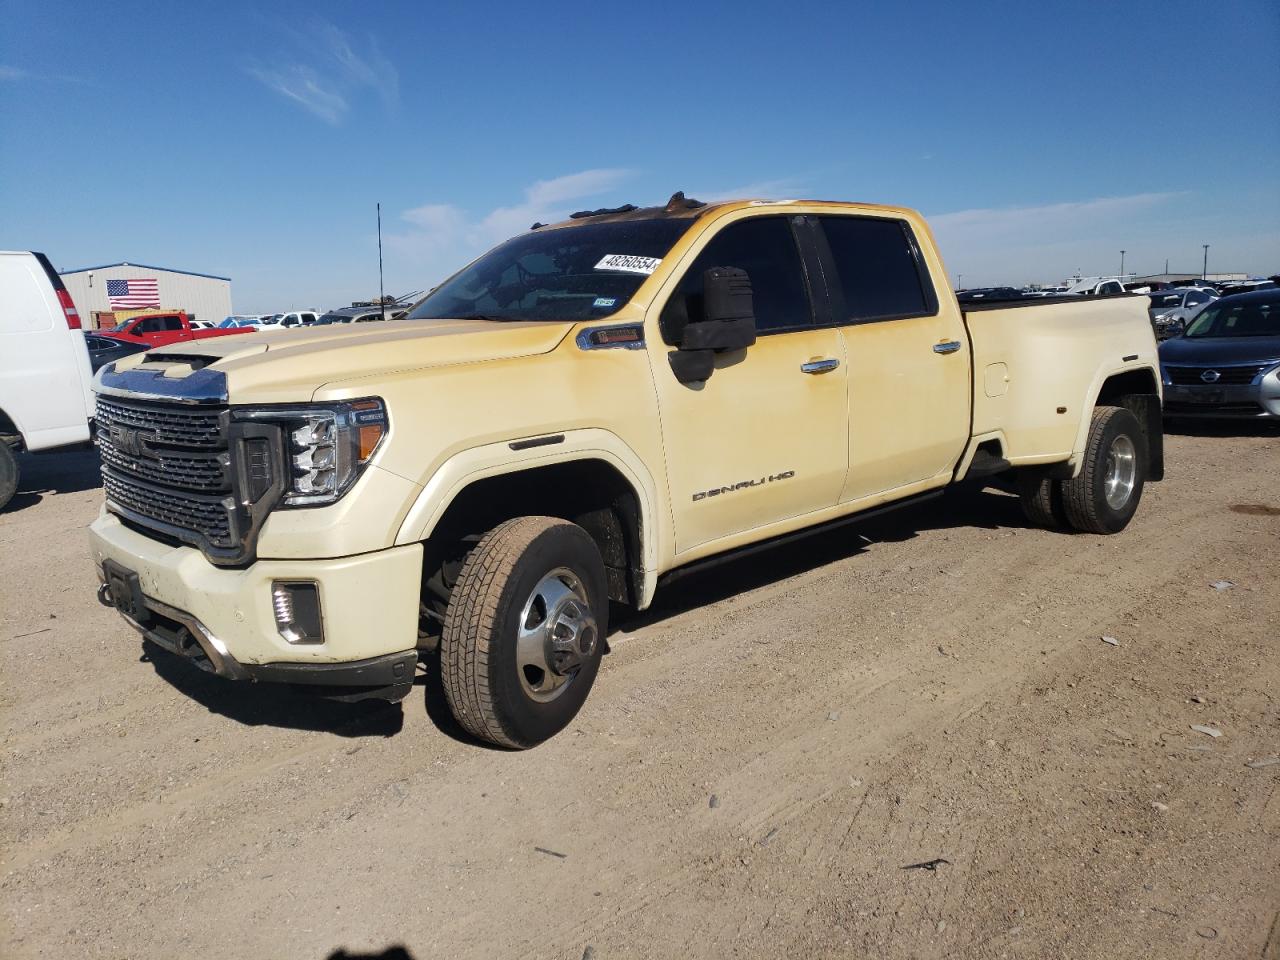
[440,516,607,749]
[1018,406,1146,534]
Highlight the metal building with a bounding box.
[58,261,233,329]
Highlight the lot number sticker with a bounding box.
[595,254,661,276]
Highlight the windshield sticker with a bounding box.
[592,297,617,309]
[595,254,661,276]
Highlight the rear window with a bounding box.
[818,216,936,323]
[1149,293,1183,310]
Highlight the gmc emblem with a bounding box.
[109,423,155,457]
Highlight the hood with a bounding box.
[108,318,575,403]
[1158,334,1280,366]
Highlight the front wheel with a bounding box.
[1061,406,1147,534]
[441,516,607,748]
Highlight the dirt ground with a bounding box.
[2,425,1278,960]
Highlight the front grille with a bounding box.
[96,396,224,447]
[96,397,238,552]
[102,471,235,546]
[1165,401,1265,415]
[1164,364,1270,385]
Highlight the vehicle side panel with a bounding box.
[0,252,93,451]
[965,296,1159,465]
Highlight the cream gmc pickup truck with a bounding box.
[90,194,1164,748]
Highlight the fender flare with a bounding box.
[1070,363,1162,477]
[393,427,665,609]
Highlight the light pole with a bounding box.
[1120,250,1126,278]
[1202,244,1209,280]
[956,273,963,291]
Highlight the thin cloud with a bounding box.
[927,192,1192,285]
[694,177,810,202]
[1,64,81,82]
[247,18,398,124]
[388,169,637,281]
[929,192,1184,236]
[246,65,347,124]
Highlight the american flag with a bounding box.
[106,278,160,309]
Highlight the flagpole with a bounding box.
[377,203,387,322]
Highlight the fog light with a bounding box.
[272,581,324,644]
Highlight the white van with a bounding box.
[0,251,96,509]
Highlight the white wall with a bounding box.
[60,264,233,327]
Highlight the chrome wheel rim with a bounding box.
[515,568,597,703]
[1103,434,1137,510]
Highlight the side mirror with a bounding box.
[669,267,757,384]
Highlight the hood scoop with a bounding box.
[144,352,221,370]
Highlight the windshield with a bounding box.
[111,318,134,331]
[409,218,692,322]
[1184,297,1279,338]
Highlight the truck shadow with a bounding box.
[6,448,102,512]
[142,640,406,739]
[619,483,1027,632]
[143,483,1028,745]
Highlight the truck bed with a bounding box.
[961,292,1156,466]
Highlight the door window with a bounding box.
[817,216,936,323]
[661,216,813,344]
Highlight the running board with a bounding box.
[657,490,944,589]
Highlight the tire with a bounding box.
[441,516,607,749]
[1016,471,1068,528]
[1061,406,1147,534]
[0,443,18,511]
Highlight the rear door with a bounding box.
[0,252,94,450]
[810,215,970,502]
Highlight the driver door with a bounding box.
[647,215,849,557]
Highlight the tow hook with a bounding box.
[97,582,115,608]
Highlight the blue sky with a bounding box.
[2,0,1277,311]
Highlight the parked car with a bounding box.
[101,311,253,347]
[315,306,406,324]
[1170,281,1219,296]
[84,333,149,373]
[1216,280,1278,297]
[1147,288,1217,339]
[1159,289,1280,419]
[1064,277,1127,296]
[217,315,265,329]
[258,310,320,330]
[89,194,1164,748]
[189,319,217,330]
[0,250,96,509]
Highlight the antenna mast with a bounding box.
[377,202,387,322]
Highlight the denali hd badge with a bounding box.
[693,471,795,502]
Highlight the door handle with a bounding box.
[933,340,963,355]
[801,358,840,374]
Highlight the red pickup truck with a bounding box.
[99,312,252,348]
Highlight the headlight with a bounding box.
[234,398,388,506]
